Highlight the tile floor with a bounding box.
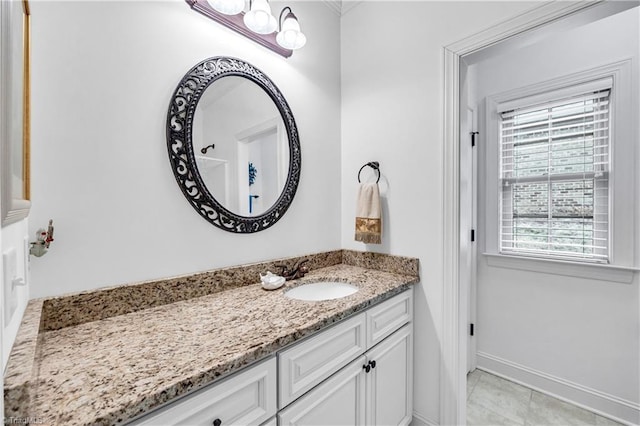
[467,369,624,426]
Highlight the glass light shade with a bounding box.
[207,0,245,15]
[276,12,306,50]
[243,0,277,34]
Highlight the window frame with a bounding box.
[481,59,638,283]
[498,87,611,263]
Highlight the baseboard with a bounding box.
[477,351,640,426]
[411,411,438,426]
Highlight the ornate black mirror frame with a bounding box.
[166,57,301,233]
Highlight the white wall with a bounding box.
[470,8,639,423]
[340,1,539,423]
[28,0,342,298]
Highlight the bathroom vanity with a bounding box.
[4,250,418,425]
[132,288,413,426]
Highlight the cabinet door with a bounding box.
[366,324,413,426]
[131,357,277,426]
[278,356,367,426]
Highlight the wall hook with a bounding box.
[30,219,54,257]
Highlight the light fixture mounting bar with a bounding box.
[185,0,293,58]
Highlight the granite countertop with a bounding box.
[4,250,419,425]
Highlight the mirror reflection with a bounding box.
[192,76,289,217]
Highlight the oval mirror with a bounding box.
[167,57,301,233]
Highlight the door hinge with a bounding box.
[471,131,479,147]
[470,323,475,336]
[471,229,475,242]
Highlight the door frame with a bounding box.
[440,1,605,424]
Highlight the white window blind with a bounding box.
[499,87,611,262]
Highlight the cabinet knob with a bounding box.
[213,419,222,426]
[362,363,371,373]
[369,360,376,369]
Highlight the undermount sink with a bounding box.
[284,281,359,301]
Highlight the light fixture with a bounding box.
[207,0,245,16]
[186,0,306,57]
[243,0,277,35]
[276,7,306,50]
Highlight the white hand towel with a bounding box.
[355,182,382,244]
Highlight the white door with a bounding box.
[278,356,367,426]
[236,122,281,217]
[460,106,478,373]
[365,325,413,426]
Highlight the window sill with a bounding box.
[483,253,639,284]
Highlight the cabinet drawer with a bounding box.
[366,288,413,348]
[278,313,366,408]
[132,357,277,426]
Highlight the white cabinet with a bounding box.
[130,288,414,426]
[280,324,413,426]
[131,357,277,426]
[365,324,413,426]
[366,289,412,348]
[280,289,414,426]
[278,356,367,425]
[278,313,366,408]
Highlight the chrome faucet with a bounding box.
[275,259,309,281]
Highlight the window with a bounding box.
[499,85,610,262]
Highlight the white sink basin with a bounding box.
[284,281,359,301]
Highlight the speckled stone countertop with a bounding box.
[4,250,418,425]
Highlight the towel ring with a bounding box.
[358,161,380,183]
